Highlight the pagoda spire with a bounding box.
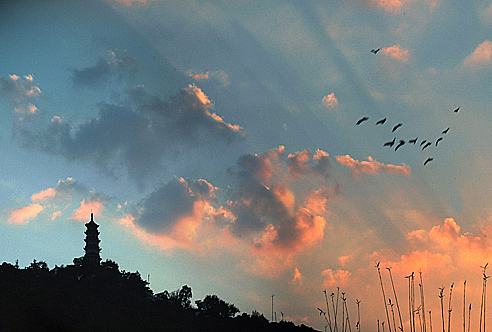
[83,213,101,267]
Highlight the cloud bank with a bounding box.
[8,73,245,186]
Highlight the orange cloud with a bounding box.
[382,44,410,63]
[8,204,44,224]
[321,92,339,109]
[289,267,304,286]
[187,71,210,81]
[336,155,411,176]
[463,40,492,69]
[31,187,56,202]
[71,199,103,222]
[322,268,352,288]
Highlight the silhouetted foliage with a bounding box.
[0,259,319,332]
[195,294,240,318]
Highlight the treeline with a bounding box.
[0,259,318,332]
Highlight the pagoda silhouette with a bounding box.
[83,212,101,268]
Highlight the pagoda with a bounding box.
[83,213,101,267]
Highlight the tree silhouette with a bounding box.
[195,294,240,318]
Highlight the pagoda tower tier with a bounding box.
[83,213,101,267]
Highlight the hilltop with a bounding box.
[0,258,319,332]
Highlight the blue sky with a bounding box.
[2,0,492,330]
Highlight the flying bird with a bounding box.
[371,48,381,54]
[481,263,489,270]
[436,137,443,146]
[409,137,418,144]
[424,157,434,166]
[356,116,369,125]
[442,128,450,134]
[383,137,396,148]
[376,118,387,125]
[422,142,431,150]
[454,107,460,113]
[395,139,405,151]
[392,123,403,132]
[420,140,427,146]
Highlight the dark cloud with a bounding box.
[70,50,137,88]
[0,74,42,119]
[15,82,245,187]
[133,177,216,235]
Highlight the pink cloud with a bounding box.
[8,204,44,224]
[187,71,210,82]
[289,267,304,286]
[71,199,103,222]
[382,44,410,63]
[322,268,352,288]
[321,92,339,109]
[31,187,56,202]
[463,40,492,69]
[336,155,411,176]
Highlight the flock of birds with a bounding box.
[355,106,460,166]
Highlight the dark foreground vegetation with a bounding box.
[0,258,318,332]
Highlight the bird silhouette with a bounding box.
[356,116,369,125]
[422,142,431,150]
[383,137,396,147]
[409,137,418,144]
[317,308,326,316]
[392,123,403,132]
[442,128,450,134]
[371,48,381,54]
[454,107,460,113]
[376,118,387,125]
[395,140,405,151]
[436,137,443,146]
[424,157,433,166]
[420,139,427,146]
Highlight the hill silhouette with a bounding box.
[0,258,319,332]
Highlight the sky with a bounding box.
[2,0,492,330]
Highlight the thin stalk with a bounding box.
[343,295,352,332]
[419,272,427,332]
[480,277,485,332]
[463,281,466,332]
[447,283,454,332]
[429,311,433,332]
[342,293,346,332]
[336,288,341,332]
[416,307,422,332]
[439,287,445,332]
[412,274,416,332]
[324,290,333,332]
[356,299,361,332]
[388,268,404,332]
[467,304,471,332]
[484,274,489,332]
[376,262,392,332]
[389,299,397,332]
[332,292,339,332]
[406,274,413,332]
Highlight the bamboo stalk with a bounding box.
[376,262,392,332]
[419,272,427,332]
[447,282,454,332]
[406,274,414,332]
[429,311,433,332]
[388,267,404,332]
[439,286,445,332]
[324,290,333,332]
[463,281,466,332]
[356,299,361,332]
